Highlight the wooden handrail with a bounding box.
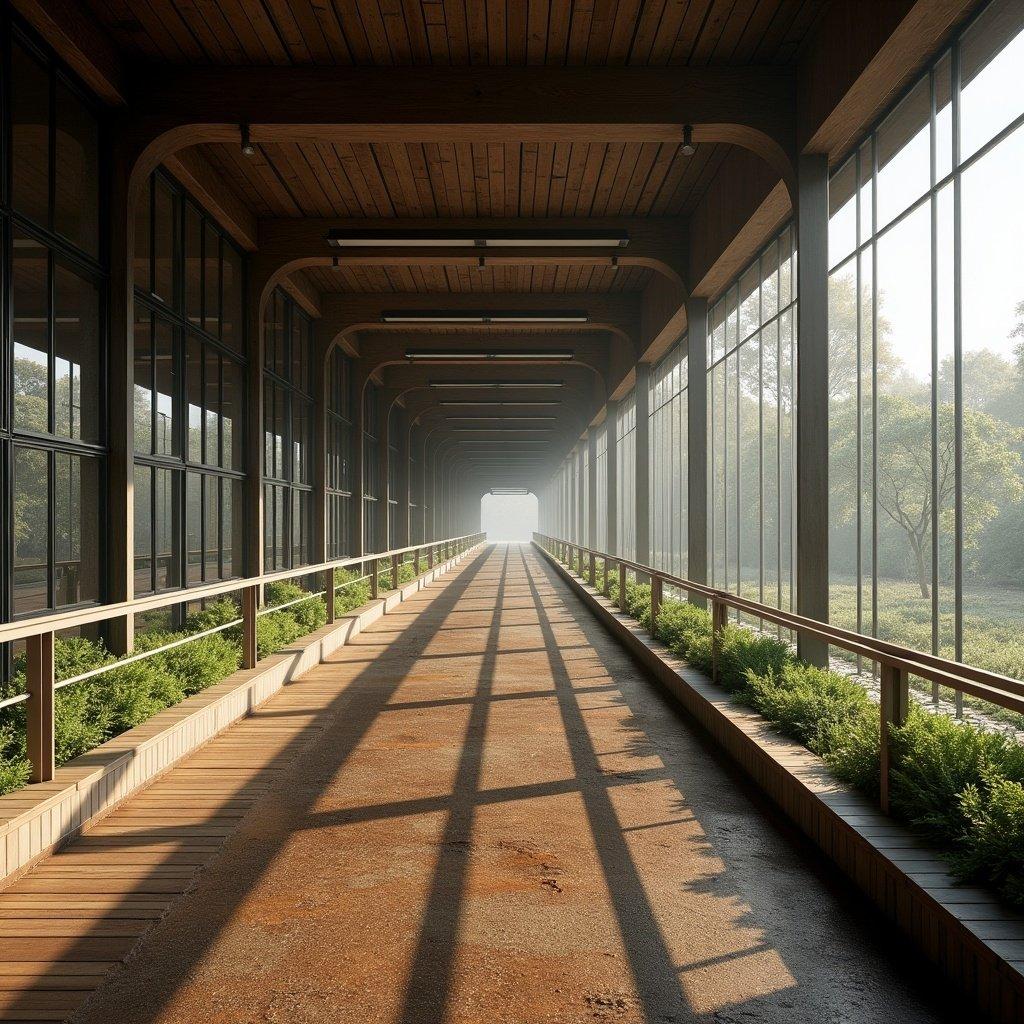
[534,532,1024,814]
[3,533,485,786]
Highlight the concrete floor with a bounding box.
[70,544,954,1024]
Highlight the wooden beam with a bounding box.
[279,272,321,319]
[162,149,258,251]
[11,0,125,105]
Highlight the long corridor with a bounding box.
[2,546,950,1023]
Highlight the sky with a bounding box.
[481,492,538,542]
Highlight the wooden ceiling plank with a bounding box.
[585,0,621,65]
[200,146,272,217]
[519,142,539,218]
[309,0,356,63]
[604,0,642,65]
[406,143,440,216]
[397,0,432,64]
[260,1,315,63]
[142,0,211,62]
[332,0,378,64]
[434,142,465,217]
[465,0,489,65]
[238,145,304,216]
[506,0,528,64]
[370,143,414,217]
[667,0,714,65]
[689,0,735,67]
[84,0,164,63]
[189,0,249,63]
[544,0,572,66]
[282,0,339,63]
[375,0,411,63]
[620,139,660,215]
[559,142,588,217]
[646,143,692,216]
[421,1,451,65]
[591,141,627,217]
[441,0,470,65]
[383,142,428,217]
[454,141,479,218]
[422,143,453,217]
[301,141,356,216]
[487,142,505,217]
[709,0,761,65]
[485,0,507,65]
[547,141,572,216]
[262,141,328,215]
[223,0,291,63]
[503,144,521,218]
[565,0,595,66]
[348,142,399,217]
[728,0,784,65]
[604,139,646,215]
[647,0,690,65]
[526,0,551,66]
[633,141,677,216]
[309,142,360,216]
[573,142,607,217]
[532,141,555,219]
[626,0,668,65]
[751,0,802,63]
[471,143,491,217]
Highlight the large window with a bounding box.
[262,288,313,572]
[650,341,688,580]
[363,382,381,552]
[827,0,1024,684]
[616,392,637,560]
[595,423,608,552]
[4,22,106,621]
[708,226,797,618]
[134,169,246,595]
[326,348,354,559]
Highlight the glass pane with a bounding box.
[204,222,221,337]
[154,467,179,590]
[54,452,100,607]
[222,243,244,353]
[134,464,153,595]
[222,357,243,470]
[153,177,178,306]
[54,263,101,442]
[134,312,153,454]
[738,266,759,344]
[223,477,244,579]
[204,476,219,580]
[876,77,930,229]
[54,79,99,256]
[13,446,49,613]
[154,318,177,456]
[185,472,202,584]
[186,337,203,462]
[829,157,857,269]
[184,205,203,327]
[205,347,220,466]
[959,0,1024,161]
[11,40,50,228]
[934,52,953,182]
[12,234,50,433]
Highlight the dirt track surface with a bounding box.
[8,545,954,1023]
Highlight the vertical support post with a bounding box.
[606,401,618,556]
[26,632,55,784]
[589,552,596,587]
[414,549,421,576]
[324,568,336,624]
[618,562,628,613]
[603,559,611,597]
[879,663,910,814]
[650,576,662,637]
[242,585,259,670]
[687,297,709,608]
[370,557,379,599]
[428,545,434,569]
[635,362,651,569]
[391,553,400,590]
[796,153,830,666]
[587,430,598,548]
[711,597,728,684]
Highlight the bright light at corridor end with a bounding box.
[481,490,538,543]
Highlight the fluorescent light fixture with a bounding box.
[451,428,552,433]
[439,400,559,407]
[381,310,587,324]
[491,488,529,495]
[446,416,556,422]
[327,229,629,249]
[429,381,564,389]
[405,349,573,361]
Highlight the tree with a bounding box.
[832,394,1023,598]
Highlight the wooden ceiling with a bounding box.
[304,262,653,293]
[85,0,826,68]
[201,138,728,219]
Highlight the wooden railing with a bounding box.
[534,533,1024,812]
[1,533,485,785]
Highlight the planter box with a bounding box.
[0,547,478,886]
[536,542,1024,1024]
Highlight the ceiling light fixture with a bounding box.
[439,400,560,407]
[446,416,556,422]
[382,310,588,324]
[405,350,573,361]
[327,229,629,249]
[240,124,256,157]
[429,381,565,389]
[491,488,529,495]
[475,255,486,271]
[681,124,696,157]
[610,254,619,271]
[451,428,552,433]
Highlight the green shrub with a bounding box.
[656,600,711,653]
[953,771,1024,906]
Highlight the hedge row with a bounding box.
[0,562,395,798]
[587,557,1024,908]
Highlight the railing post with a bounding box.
[371,557,379,599]
[324,568,336,624]
[428,545,434,569]
[603,558,611,598]
[879,663,910,815]
[588,552,596,586]
[242,585,258,670]
[414,549,421,575]
[26,631,55,784]
[650,576,662,638]
[392,553,400,590]
[618,562,627,613]
[711,597,728,684]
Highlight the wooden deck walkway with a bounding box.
[0,545,953,1023]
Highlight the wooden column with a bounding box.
[635,362,651,567]
[796,154,830,666]
[879,663,910,814]
[687,297,709,606]
[606,401,618,556]
[26,632,55,784]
